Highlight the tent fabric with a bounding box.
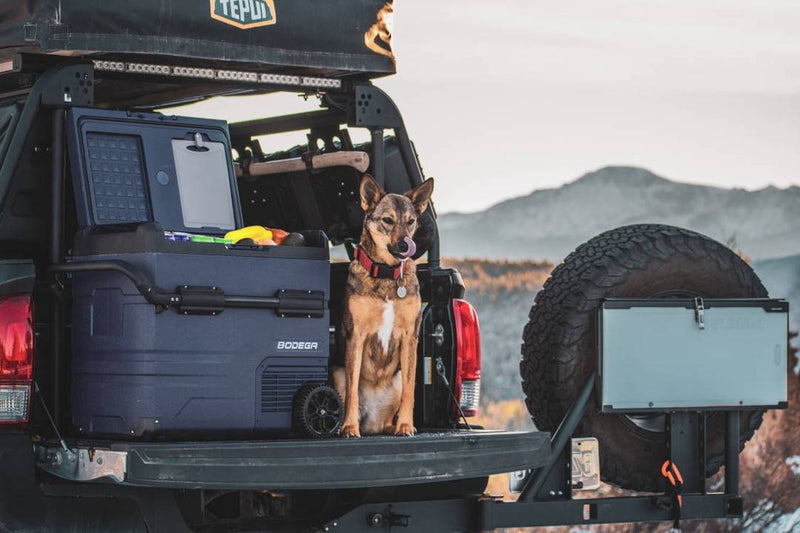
[0,1,395,77]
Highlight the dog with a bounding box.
[332,174,434,437]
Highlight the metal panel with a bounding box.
[600,299,788,411]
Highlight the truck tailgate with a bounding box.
[38,430,550,490]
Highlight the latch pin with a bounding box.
[694,297,705,330]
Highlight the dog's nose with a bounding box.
[396,239,409,253]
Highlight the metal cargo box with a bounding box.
[599,298,788,412]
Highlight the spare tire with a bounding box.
[520,224,767,491]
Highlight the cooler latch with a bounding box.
[694,297,705,330]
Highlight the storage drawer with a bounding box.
[599,298,788,412]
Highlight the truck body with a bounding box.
[0,2,788,532]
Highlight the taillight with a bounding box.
[453,298,481,417]
[0,294,34,425]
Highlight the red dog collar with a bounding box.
[354,246,404,280]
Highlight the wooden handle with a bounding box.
[236,151,370,177]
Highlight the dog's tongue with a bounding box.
[401,236,416,258]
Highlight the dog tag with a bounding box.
[396,260,407,298]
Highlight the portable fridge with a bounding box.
[65,109,333,437]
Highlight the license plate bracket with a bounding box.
[509,437,601,493]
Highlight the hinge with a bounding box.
[429,323,444,346]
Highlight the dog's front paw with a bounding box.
[394,421,416,436]
[339,422,361,438]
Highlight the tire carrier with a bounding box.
[320,375,747,532]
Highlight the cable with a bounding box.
[434,357,472,431]
[34,382,69,452]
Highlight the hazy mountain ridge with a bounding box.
[439,166,800,262]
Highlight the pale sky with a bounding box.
[176,0,800,213]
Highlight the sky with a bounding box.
[176,0,800,214]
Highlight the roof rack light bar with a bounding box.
[93,60,342,90]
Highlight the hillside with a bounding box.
[438,166,800,262]
[443,258,551,405]
[753,253,800,347]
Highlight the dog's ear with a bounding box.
[360,174,385,213]
[406,178,434,214]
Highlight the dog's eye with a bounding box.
[381,217,394,225]
[408,217,416,225]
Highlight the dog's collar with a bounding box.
[354,246,405,280]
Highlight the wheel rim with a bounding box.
[305,389,342,436]
[618,288,701,437]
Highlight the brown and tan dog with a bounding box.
[332,174,434,437]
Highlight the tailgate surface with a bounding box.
[114,430,550,489]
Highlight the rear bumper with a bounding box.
[36,430,550,490]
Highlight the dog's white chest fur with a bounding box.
[377,300,394,352]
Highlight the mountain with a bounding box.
[438,166,800,262]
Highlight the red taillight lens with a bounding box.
[453,299,481,417]
[0,294,34,425]
[0,294,34,379]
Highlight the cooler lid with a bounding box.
[66,107,243,235]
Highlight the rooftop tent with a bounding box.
[0,1,395,96]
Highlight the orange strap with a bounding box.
[661,460,684,507]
